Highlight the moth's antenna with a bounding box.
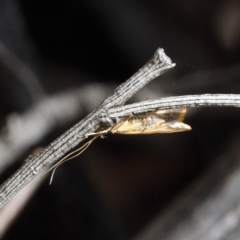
[43,135,100,184]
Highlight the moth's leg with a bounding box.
[85,127,111,137]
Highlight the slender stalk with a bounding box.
[108,94,240,118]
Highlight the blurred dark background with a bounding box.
[1,0,240,239]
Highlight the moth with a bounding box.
[112,108,191,134]
[47,109,191,183]
[88,108,191,136]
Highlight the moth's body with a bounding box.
[92,108,191,136]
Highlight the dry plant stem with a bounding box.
[0,48,174,208]
[0,177,44,238]
[0,84,111,173]
[108,94,240,118]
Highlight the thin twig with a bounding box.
[0,84,110,173]
[0,177,44,238]
[108,94,240,119]
[0,48,174,208]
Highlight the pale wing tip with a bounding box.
[182,123,192,131]
[171,122,191,132]
[178,109,187,122]
[178,109,191,131]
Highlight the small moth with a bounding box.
[89,108,191,136]
[111,108,191,134]
[47,109,191,183]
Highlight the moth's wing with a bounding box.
[111,119,145,134]
[113,121,191,135]
[111,108,191,135]
[113,121,191,134]
[141,121,191,134]
[154,109,187,122]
